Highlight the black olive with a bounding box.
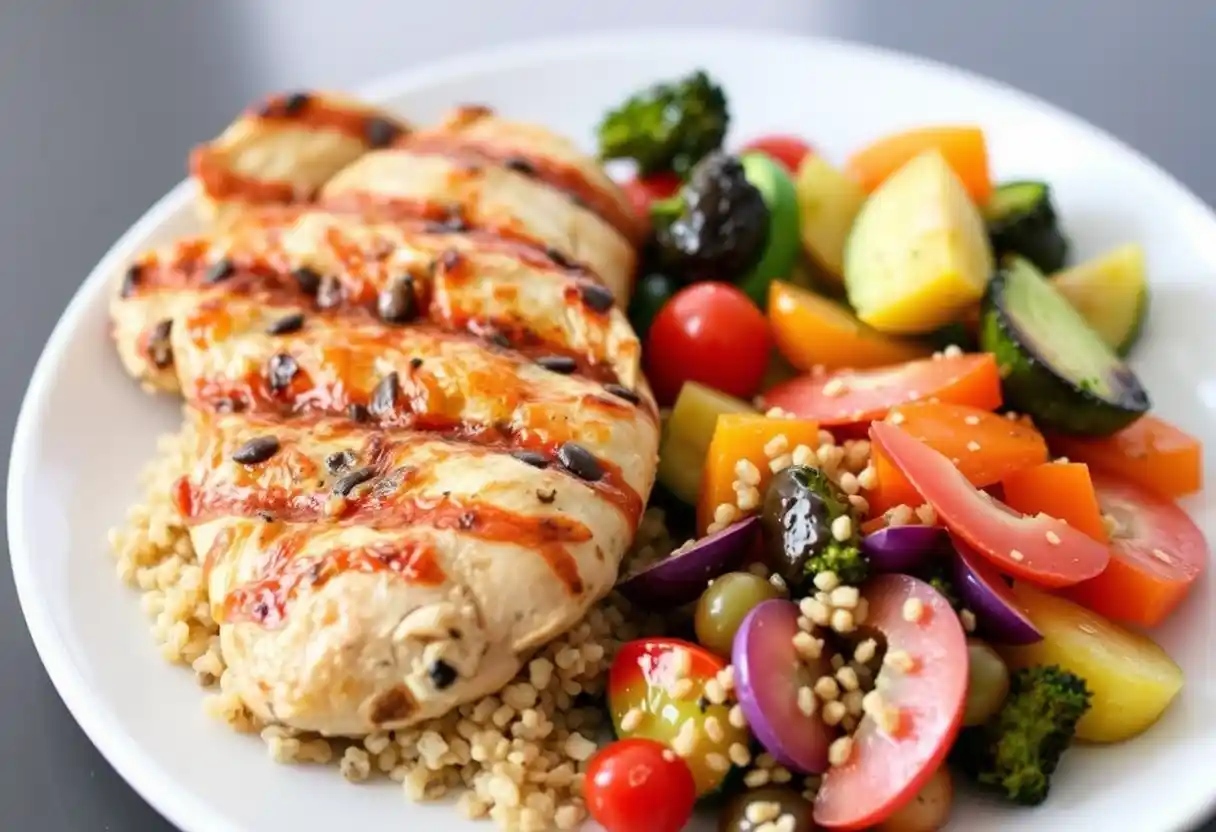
[316,275,344,310]
[347,403,369,423]
[282,92,311,115]
[759,465,835,585]
[292,266,322,296]
[325,449,356,474]
[148,319,173,369]
[231,436,281,465]
[603,383,640,404]
[266,312,305,335]
[365,117,402,148]
[428,659,458,690]
[504,156,536,176]
[535,355,577,374]
[266,353,298,392]
[369,372,399,416]
[717,787,816,832]
[333,466,376,496]
[557,442,603,482]
[577,282,615,313]
[654,151,769,280]
[121,264,142,298]
[206,258,236,284]
[511,450,550,469]
[378,276,418,324]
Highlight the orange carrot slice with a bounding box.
[847,126,992,203]
[868,403,1048,514]
[697,415,821,534]
[767,280,930,372]
[1001,462,1108,542]
[1048,415,1203,500]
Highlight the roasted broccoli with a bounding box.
[952,665,1092,806]
[597,70,729,177]
[650,152,769,281]
[760,465,869,588]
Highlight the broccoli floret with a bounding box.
[597,70,729,177]
[805,537,868,588]
[953,665,1092,806]
[650,152,768,280]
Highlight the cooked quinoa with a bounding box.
[109,427,675,832]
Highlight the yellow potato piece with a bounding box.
[999,582,1184,743]
[844,150,993,334]
[796,156,868,283]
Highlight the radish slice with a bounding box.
[732,599,835,773]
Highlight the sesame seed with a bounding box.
[823,378,848,398]
[734,459,762,485]
[801,598,831,627]
[662,749,677,763]
[797,615,813,632]
[960,609,977,632]
[671,720,699,757]
[842,689,864,717]
[728,705,748,729]
[670,678,695,700]
[944,344,964,357]
[836,666,860,692]
[814,676,840,701]
[704,715,725,743]
[747,800,782,824]
[831,515,854,542]
[1152,548,1174,564]
[831,608,857,633]
[963,414,981,426]
[1010,549,1025,562]
[862,690,885,715]
[966,440,982,452]
[769,573,788,592]
[792,444,815,466]
[792,631,824,660]
[884,650,915,672]
[822,700,847,726]
[1006,410,1020,420]
[769,454,794,474]
[729,742,752,767]
[817,429,836,446]
[848,494,870,514]
[854,638,878,664]
[838,471,860,495]
[797,686,817,717]
[738,485,761,512]
[814,571,841,592]
[704,679,727,705]
[828,737,854,767]
[764,435,790,458]
[717,665,736,691]
[830,654,845,671]
[915,504,938,525]
[713,503,740,526]
[875,704,902,735]
[902,597,925,623]
[886,505,914,526]
[854,598,869,625]
[620,708,644,732]
[857,466,878,490]
[744,769,771,788]
[771,767,793,785]
[889,411,906,425]
[671,648,692,678]
[1046,530,1062,545]
[1055,456,1070,464]
[706,752,730,773]
[829,586,860,609]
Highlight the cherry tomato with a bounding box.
[584,738,696,832]
[814,575,967,830]
[621,172,681,221]
[740,134,815,173]
[760,354,1003,431]
[645,282,771,405]
[1063,471,1208,627]
[869,422,1109,587]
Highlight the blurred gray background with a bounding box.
[1,1,1212,829]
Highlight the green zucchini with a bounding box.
[979,256,1150,436]
[984,181,1069,273]
[1050,243,1148,356]
[656,382,753,504]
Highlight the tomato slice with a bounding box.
[869,402,1048,514]
[869,422,1109,587]
[1063,472,1209,628]
[814,574,967,830]
[760,354,1002,430]
[1048,414,1203,499]
[739,134,814,173]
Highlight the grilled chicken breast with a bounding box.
[113,93,657,735]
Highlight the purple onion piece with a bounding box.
[950,533,1043,645]
[616,516,759,609]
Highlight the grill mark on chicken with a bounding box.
[400,134,641,243]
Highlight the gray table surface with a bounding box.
[2,1,1212,829]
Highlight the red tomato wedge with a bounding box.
[869,403,1048,514]
[760,354,1002,430]
[1063,472,1209,628]
[1048,414,1203,500]
[620,172,681,222]
[869,422,1109,587]
[1002,462,1108,542]
[814,575,967,830]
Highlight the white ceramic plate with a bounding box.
[10,27,1216,832]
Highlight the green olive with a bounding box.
[694,572,782,657]
[718,786,816,832]
[964,639,1011,727]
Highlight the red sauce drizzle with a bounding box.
[401,135,642,243]
[223,533,446,627]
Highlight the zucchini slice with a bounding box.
[980,256,1150,436]
[656,382,753,504]
[1051,243,1148,356]
[984,181,1069,273]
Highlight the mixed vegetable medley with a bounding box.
[587,70,1209,831]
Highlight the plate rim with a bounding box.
[9,25,1216,832]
